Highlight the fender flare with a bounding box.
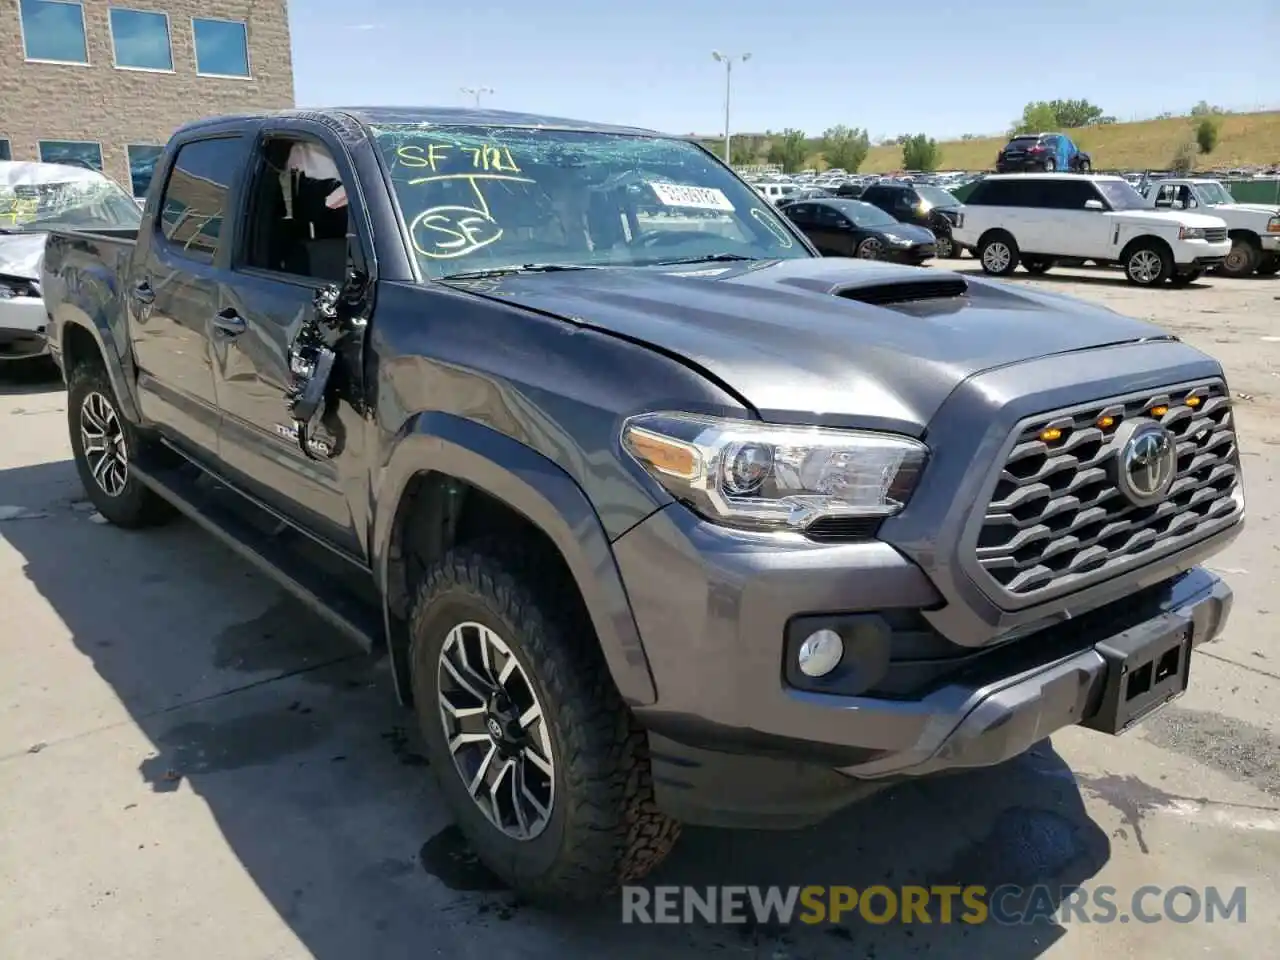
[371,411,658,707]
[57,315,142,423]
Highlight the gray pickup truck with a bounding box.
[40,106,1243,904]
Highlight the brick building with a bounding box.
[0,0,294,197]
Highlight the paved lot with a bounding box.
[2,267,1278,959]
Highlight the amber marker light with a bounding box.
[1185,396,1202,408]
[1039,427,1063,442]
[1150,405,1169,417]
[1097,415,1116,429]
[623,427,701,480]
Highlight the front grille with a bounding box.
[975,381,1240,598]
[1203,227,1228,243]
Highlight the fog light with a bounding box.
[797,629,844,678]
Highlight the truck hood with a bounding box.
[1213,202,1280,217]
[445,258,1171,434]
[1116,210,1226,229]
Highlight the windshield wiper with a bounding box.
[646,253,758,266]
[439,263,604,281]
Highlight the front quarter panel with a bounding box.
[367,280,753,705]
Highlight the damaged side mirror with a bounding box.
[284,267,366,460]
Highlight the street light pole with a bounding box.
[460,86,494,108]
[711,51,750,165]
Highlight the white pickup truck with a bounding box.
[951,173,1232,287]
[1139,177,1280,277]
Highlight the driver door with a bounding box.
[211,127,372,557]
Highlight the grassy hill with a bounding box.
[708,111,1280,174]
[860,110,1280,172]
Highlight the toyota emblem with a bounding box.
[1114,421,1177,507]
[486,717,504,739]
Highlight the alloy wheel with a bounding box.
[79,391,129,497]
[857,238,884,259]
[935,235,954,258]
[982,241,1012,273]
[437,621,555,841]
[1128,250,1163,284]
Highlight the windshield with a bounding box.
[1094,179,1147,211]
[372,124,811,277]
[914,185,958,209]
[1194,181,1234,205]
[0,178,141,232]
[842,201,897,228]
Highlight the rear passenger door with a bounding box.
[1044,180,1112,257]
[129,135,249,465]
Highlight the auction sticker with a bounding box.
[648,182,735,211]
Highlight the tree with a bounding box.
[1171,139,1198,174]
[1047,99,1106,128]
[1191,100,1226,117]
[1195,117,1220,154]
[766,128,809,173]
[1012,99,1107,134]
[901,133,940,172]
[819,125,870,172]
[730,138,759,166]
[1011,101,1059,135]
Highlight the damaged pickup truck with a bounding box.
[41,107,1243,903]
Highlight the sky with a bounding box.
[291,0,1278,141]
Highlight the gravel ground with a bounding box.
[1,264,1277,959]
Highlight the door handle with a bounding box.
[131,281,155,305]
[212,308,246,336]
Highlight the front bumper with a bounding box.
[1260,234,1280,252]
[618,504,1237,828]
[1172,238,1231,268]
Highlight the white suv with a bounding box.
[951,174,1231,286]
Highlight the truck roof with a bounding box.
[174,106,667,140]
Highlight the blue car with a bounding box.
[996,132,1092,173]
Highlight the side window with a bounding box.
[1043,180,1097,209]
[861,187,885,208]
[786,204,810,223]
[240,136,350,283]
[970,179,1020,206]
[158,137,240,264]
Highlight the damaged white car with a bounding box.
[1,161,141,366]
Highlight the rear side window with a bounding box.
[158,137,241,263]
[1042,179,1100,209]
[966,179,1026,206]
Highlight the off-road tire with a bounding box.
[1221,237,1260,278]
[66,361,175,528]
[408,540,681,905]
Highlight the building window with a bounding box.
[109,8,173,71]
[127,145,164,199]
[159,138,241,262]
[19,0,89,64]
[38,140,104,173]
[192,18,250,78]
[0,141,11,162]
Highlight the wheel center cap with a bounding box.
[484,694,523,753]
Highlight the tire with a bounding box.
[1078,159,1091,173]
[408,542,681,904]
[934,233,955,258]
[1221,237,1260,277]
[66,361,175,528]
[1171,269,1204,286]
[1043,158,1057,172]
[1258,254,1280,276]
[1123,243,1173,286]
[978,232,1019,276]
[856,237,885,260]
[1021,256,1054,275]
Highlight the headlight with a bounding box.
[889,235,913,246]
[1179,226,1206,240]
[621,412,928,532]
[1267,216,1280,234]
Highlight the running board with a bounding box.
[130,459,383,652]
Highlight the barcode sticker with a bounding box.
[648,182,735,211]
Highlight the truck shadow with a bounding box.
[1,457,1112,960]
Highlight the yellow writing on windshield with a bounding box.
[407,172,536,260]
[396,143,522,174]
[0,197,39,226]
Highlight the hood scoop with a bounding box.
[835,276,968,306]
